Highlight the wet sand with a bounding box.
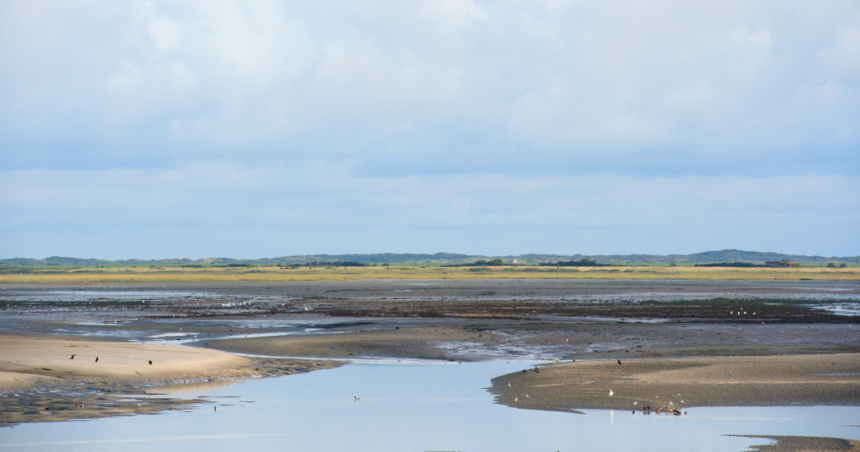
[0,334,339,390]
[490,353,860,412]
[209,326,499,360]
[0,334,340,426]
[199,321,860,362]
[739,436,860,452]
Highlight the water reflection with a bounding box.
[1,361,858,452]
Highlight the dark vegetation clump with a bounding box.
[441,259,507,267]
[539,258,611,267]
[282,261,369,268]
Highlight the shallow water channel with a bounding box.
[1,361,858,452]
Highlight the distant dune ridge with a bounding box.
[1,250,857,266]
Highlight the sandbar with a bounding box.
[491,353,860,412]
[0,334,340,426]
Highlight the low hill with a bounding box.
[0,250,857,266]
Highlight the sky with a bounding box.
[1,0,858,259]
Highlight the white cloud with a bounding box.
[147,16,183,52]
[2,0,858,158]
[421,0,489,34]
[663,81,719,110]
[820,25,860,75]
[1,0,859,256]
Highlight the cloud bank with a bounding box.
[1,0,858,258]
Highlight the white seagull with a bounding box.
[609,389,614,396]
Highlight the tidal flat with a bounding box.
[1,279,858,451]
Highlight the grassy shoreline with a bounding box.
[0,265,858,284]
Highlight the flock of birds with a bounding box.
[69,354,153,365]
[507,359,691,417]
[623,391,687,415]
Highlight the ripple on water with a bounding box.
[1,362,858,452]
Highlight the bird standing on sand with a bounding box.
[617,360,622,365]
[149,360,152,365]
[95,357,99,363]
[70,354,76,360]
[609,389,614,396]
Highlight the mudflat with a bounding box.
[2,279,858,446]
[739,436,860,452]
[491,353,860,412]
[210,326,499,360]
[4,279,858,322]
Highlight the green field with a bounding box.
[0,264,857,284]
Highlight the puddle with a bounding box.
[1,362,857,451]
[0,291,221,302]
[809,303,860,316]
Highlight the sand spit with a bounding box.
[0,335,340,426]
[737,435,860,452]
[491,353,860,412]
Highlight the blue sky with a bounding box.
[1,0,858,259]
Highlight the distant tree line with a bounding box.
[441,259,507,267]
[281,261,369,268]
[694,262,762,268]
[176,261,371,269]
[539,258,611,267]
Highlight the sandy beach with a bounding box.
[491,353,860,412]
